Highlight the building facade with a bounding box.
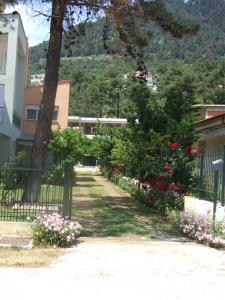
[68,116,127,138]
[0,13,28,159]
[196,105,225,152]
[17,80,71,154]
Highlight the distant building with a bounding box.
[0,13,28,159]
[17,80,71,155]
[30,74,45,86]
[195,105,225,152]
[68,116,127,138]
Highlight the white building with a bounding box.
[68,116,127,138]
[0,12,28,159]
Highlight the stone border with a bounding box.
[0,235,33,249]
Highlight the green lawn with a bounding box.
[72,175,180,238]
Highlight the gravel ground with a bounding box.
[0,236,225,300]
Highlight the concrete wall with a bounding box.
[185,196,225,222]
[22,81,70,135]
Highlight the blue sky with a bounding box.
[5,3,50,47]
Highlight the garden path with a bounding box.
[0,173,225,299]
[72,173,179,237]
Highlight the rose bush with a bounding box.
[140,143,201,214]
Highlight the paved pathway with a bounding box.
[0,236,225,299]
[0,174,225,299]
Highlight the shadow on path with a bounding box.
[72,174,181,238]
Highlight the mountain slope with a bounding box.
[29,0,225,64]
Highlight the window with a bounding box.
[52,106,59,121]
[26,106,58,121]
[26,106,39,120]
[0,34,8,74]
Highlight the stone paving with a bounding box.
[0,174,225,299]
[0,236,225,300]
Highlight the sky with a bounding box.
[5,3,50,47]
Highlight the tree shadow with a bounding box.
[76,176,96,182]
[73,193,180,238]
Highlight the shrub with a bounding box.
[168,210,225,249]
[47,164,64,185]
[32,213,81,247]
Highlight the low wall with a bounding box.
[184,196,225,222]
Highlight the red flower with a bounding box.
[170,142,178,149]
[169,183,184,192]
[140,177,146,183]
[156,183,165,190]
[172,153,177,158]
[157,176,164,181]
[185,146,192,154]
[148,178,155,185]
[165,165,172,172]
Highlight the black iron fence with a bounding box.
[193,147,225,205]
[0,161,74,221]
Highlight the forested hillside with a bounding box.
[30,0,225,64]
[28,0,225,117]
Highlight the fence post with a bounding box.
[213,169,219,227]
[199,146,205,198]
[221,145,225,206]
[63,163,73,218]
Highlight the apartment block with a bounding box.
[0,12,28,159]
[17,80,71,154]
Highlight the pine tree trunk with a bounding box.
[22,0,68,203]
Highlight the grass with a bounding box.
[0,222,31,236]
[0,247,64,268]
[72,175,180,238]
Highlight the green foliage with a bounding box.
[90,126,125,177]
[160,66,198,146]
[47,164,64,185]
[29,0,225,64]
[48,128,88,164]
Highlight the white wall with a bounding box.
[0,13,27,158]
[185,196,225,222]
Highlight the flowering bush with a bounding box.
[32,213,81,247]
[168,210,225,249]
[140,142,201,214]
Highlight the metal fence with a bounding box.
[0,161,74,221]
[193,147,225,205]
